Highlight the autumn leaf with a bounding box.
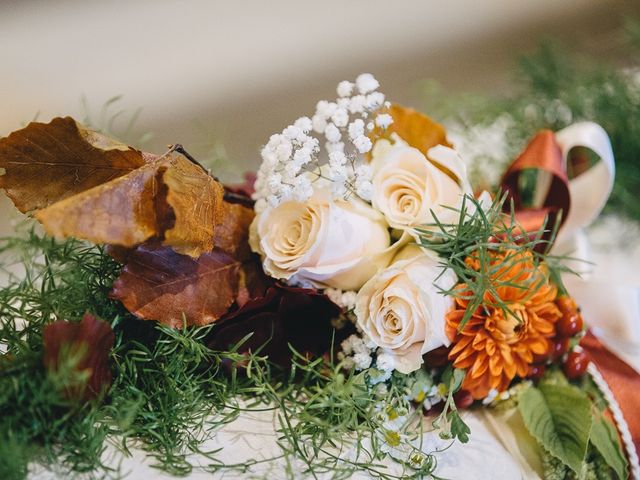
[43,312,115,401]
[34,158,164,248]
[370,104,451,156]
[0,117,148,213]
[110,245,265,328]
[111,243,242,328]
[33,153,225,257]
[1,117,264,326]
[209,284,344,367]
[212,201,255,258]
[0,117,226,258]
[110,201,263,327]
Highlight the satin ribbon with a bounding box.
[582,331,640,467]
[502,129,571,246]
[501,123,640,472]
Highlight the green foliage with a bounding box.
[432,367,470,443]
[417,193,572,328]
[541,446,614,480]
[0,231,122,478]
[517,380,626,479]
[0,433,30,480]
[0,229,441,479]
[590,414,629,479]
[518,383,592,474]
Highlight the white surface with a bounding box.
[28,406,527,479]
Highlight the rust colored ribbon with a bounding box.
[502,130,640,468]
[501,130,571,247]
[581,331,640,462]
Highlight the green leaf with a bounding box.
[518,384,592,474]
[441,366,465,393]
[447,410,471,443]
[590,414,628,479]
[451,368,465,393]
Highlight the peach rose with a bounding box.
[355,246,456,374]
[250,189,394,291]
[370,141,471,232]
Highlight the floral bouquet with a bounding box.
[0,74,636,479]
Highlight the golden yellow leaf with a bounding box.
[34,154,224,257]
[1,117,227,258]
[377,104,451,155]
[0,117,148,213]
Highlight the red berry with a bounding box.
[551,337,570,362]
[556,296,577,315]
[557,312,584,337]
[527,364,546,381]
[453,389,474,409]
[563,351,590,379]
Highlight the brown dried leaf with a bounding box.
[111,243,241,327]
[0,117,148,213]
[34,159,163,248]
[161,156,226,257]
[1,117,226,258]
[110,202,260,327]
[1,117,263,326]
[212,201,255,259]
[34,154,225,257]
[382,104,452,154]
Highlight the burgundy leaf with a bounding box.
[110,242,243,328]
[209,284,346,367]
[43,313,114,401]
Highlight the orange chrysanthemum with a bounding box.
[445,249,562,399]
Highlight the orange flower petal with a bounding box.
[446,247,563,399]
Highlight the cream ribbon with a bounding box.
[551,122,640,370]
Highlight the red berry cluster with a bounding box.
[527,296,589,381]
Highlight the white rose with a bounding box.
[250,189,395,291]
[355,246,456,374]
[370,140,471,231]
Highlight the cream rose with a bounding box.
[355,246,456,374]
[250,190,395,291]
[370,141,471,231]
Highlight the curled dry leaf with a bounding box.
[35,153,225,257]
[0,117,148,213]
[111,243,242,328]
[385,104,452,154]
[0,117,269,326]
[110,201,265,327]
[0,117,225,258]
[43,312,115,401]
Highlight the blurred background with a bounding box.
[1,0,639,236]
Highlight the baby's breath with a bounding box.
[253,74,393,211]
